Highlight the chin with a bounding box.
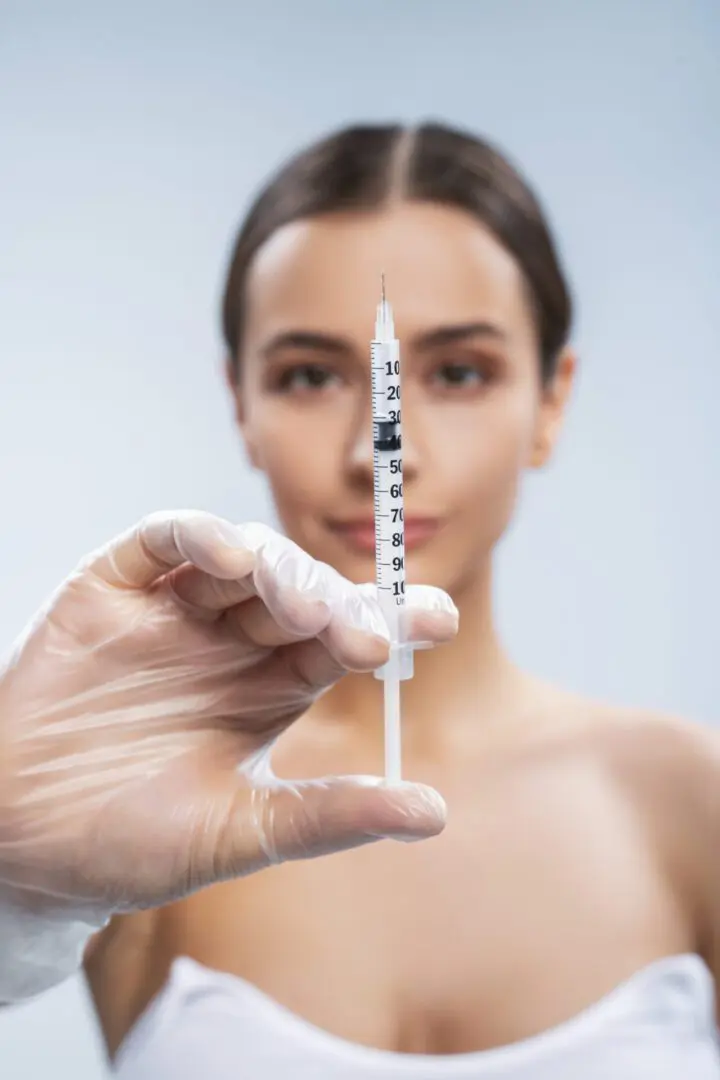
[405,551,457,592]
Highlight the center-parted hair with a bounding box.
[222,122,572,383]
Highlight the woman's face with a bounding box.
[232,201,572,596]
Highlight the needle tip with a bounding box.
[381,272,385,303]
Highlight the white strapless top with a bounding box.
[113,953,720,1078]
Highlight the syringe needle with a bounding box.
[381,271,386,304]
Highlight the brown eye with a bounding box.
[276,364,340,392]
[431,362,486,389]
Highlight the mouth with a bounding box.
[326,516,443,553]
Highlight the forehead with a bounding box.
[243,202,533,345]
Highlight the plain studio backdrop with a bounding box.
[1,1,718,1076]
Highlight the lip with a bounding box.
[326,516,442,553]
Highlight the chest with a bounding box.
[169,756,690,1054]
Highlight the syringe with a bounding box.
[371,275,413,782]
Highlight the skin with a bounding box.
[84,201,720,1061]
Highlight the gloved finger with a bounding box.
[292,582,459,684]
[223,593,333,648]
[273,591,456,693]
[86,511,259,591]
[214,776,447,879]
[238,585,389,655]
[166,563,257,621]
[249,549,391,651]
[401,585,459,645]
[160,522,292,617]
[219,552,391,657]
[156,525,355,642]
[160,528,329,627]
[356,583,459,646]
[275,631,389,694]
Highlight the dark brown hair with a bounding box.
[222,122,572,382]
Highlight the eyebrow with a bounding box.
[259,331,352,360]
[259,321,507,361]
[412,321,507,351]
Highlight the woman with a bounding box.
[86,122,720,1076]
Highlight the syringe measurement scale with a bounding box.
[371,276,407,782]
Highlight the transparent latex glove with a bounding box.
[0,512,457,1000]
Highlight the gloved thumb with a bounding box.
[213,776,447,879]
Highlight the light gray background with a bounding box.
[1,0,718,1075]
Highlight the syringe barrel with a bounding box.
[371,335,406,659]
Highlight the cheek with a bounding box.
[435,392,538,534]
[245,402,343,516]
[265,446,318,513]
[260,432,324,510]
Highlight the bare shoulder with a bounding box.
[596,705,720,861]
[521,678,720,836]
[534,683,720,888]
[531,679,719,784]
[531,682,719,900]
[582,699,720,799]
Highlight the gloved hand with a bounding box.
[0,512,457,1001]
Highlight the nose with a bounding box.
[345,394,420,493]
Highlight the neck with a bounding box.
[310,560,521,755]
